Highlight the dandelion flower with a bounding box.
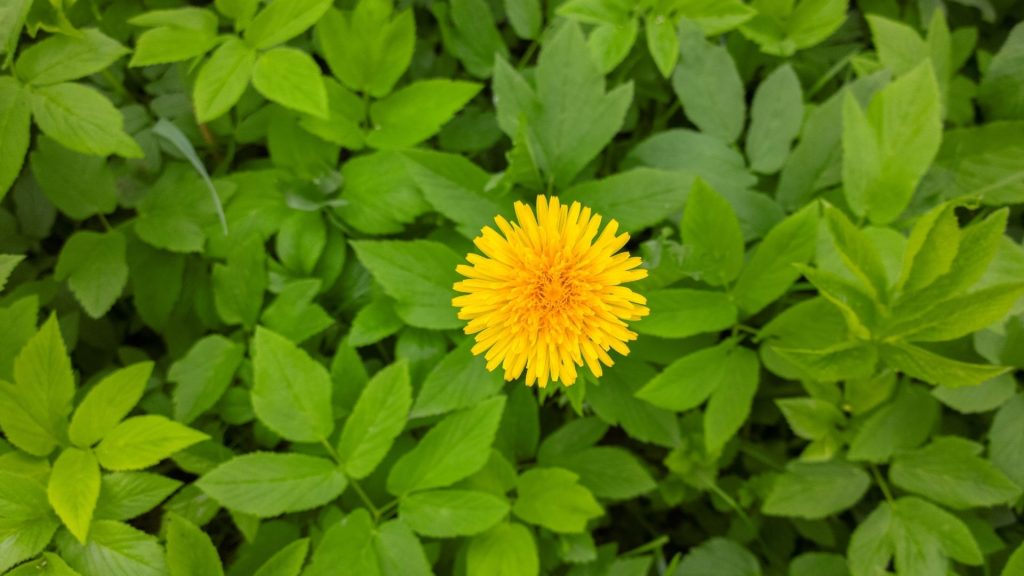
[452,196,650,388]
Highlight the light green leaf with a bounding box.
[586,359,680,448]
[676,538,761,576]
[366,79,481,149]
[849,384,939,463]
[551,446,656,500]
[135,164,221,254]
[198,453,347,518]
[276,211,326,276]
[704,347,759,454]
[746,64,804,174]
[776,397,846,441]
[978,22,1024,120]
[48,448,100,543]
[337,151,430,234]
[352,239,462,330]
[29,135,117,220]
[129,8,219,67]
[672,19,745,143]
[244,0,332,50]
[440,0,510,78]
[260,279,334,345]
[881,342,1009,388]
[316,2,415,98]
[587,21,639,74]
[559,168,692,233]
[387,396,506,496]
[401,150,505,234]
[763,460,871,519]
[251,326,334,443]
[95,415,208,471]
[0,471,60,574]
[467,522,539,576]
[338,361,411,479]
[0,77,30,200]
[741,0,848,56]
[69,362,152,448]
[15,28,127,85]
[349,296,403,348]
[252,538,309,576]
[635,341,733,411]
[890,437,1021,509]
[505,0,541,39]
[300,78,366,149]
[1004,542,1024,576]
[374,519,432,576]
[252,47,328,118]
[990,393,1024,487]
[633,289,737,339]
[94,472,182,521]
[0,254,24,293]
[680,178,745,285]
[400,489,509,537]
[193,38,256,123]
[926,122,1024,205]
[305,509,378,576]
[169,335,244,425]
[213,234,266,328]
[54,230,128,319]
[645,14,678,78]
[57,520,167,576]
[513,467,603,533]
[411,339,504,418]
[166,512,223,576]
[823,204,890,298]
[6,552,80,576]
[29,82,141,158]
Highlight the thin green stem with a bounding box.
[350,479,381,521]
[517,41,539,69]
[97,213,112,232]
[871,464,895,504]
[319,438,340,464]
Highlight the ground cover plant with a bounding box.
[1,0,1024,574]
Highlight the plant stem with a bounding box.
[871,464,895,504]
[350,479,380,521]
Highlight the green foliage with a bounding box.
[3,1,1024,575]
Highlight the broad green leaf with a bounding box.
[6,552,79,576]
[169,335,244,425]
[300,78,366,149]
[897,203,959,293]
[626,129,756,202]
[244,0,331,49]
[926,122,1024,205]
[95,416,208,471]
[29,135,117,220]
[366,79,481,149]
[467,522,539,576]
[672,19,745,143]
[337,151,430,234]
[776,397,846,441]
[197,453,347,518]
[492,22,632,187]
[69,362,152,448]
[412,339,505,418]
[440,0,510,78]
[30,83,141,158]
[978,22,1024,120]
[400,489,509,537]
[401,150,504,235]
[849,384,939,463]
[645,14,678,78]
[788,553,848,576]
[276,211,326,276]
[932,372,1017,414]
[887,284,1024,342]
[513,467,603,533]
[374,519,432,576]
[740,0,848,56]
[260,279,334,345]
[57,520,167,576]
[252,48,328,118]
[127,236,187,330]
[0,315,74,456]
[0,296,37,381]
[587,20,639,73]
[129,8,219,67]
[316,2,415,98]
[676,538,761,576]
[559,168,692,233]
[823,204,890,298]
[881,342,1009,388]
[1005,542,1024,576]
[213,234,266,328]
[352,239,462,330]
[633,289,737,339]
[867,15,929,76]
[890,436,1021,509]
[586,358,680,448]
[0,471,60,574]
[680,179,745,285]
[94,472,182,521]
[704,347,760,454]
[349,296,403,348]
[674,0,756,35]
[0,254,24,292]
[251,326,334,443]
[305,509,379,576]
[552,447,656,500]
[990,393,1024,487]
[15,29,127,85]
[635,341,733,411]
[194,38,256,123]
[0,77,30,200]
[0,0,32,61]
[48,448,100,543]
[746,64,804,174]
[387,396,506,496]
[338,361,411,479]
[134,164,222,254]
[505,0,541,39]
[763,460,871,519]
[166,512,223,576]
[253,538,309,576]
[54,230,128,319]
[732,203,819,315]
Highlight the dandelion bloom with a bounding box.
[452,196,650,388]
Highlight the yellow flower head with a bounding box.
[452,196,650,388]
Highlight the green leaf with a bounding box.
[400,489,509,537]
[212,234,266,328]
[251,326,334,443]
[932,373,1017,414]
[881,342,1009,388]
[635,340,734,411]
[165,512,223,576]
[704,346,759,454]
[349,296,403,348]
[193,38,256,123]
[352,239,462,330]
[587,21,639,73]
[680,178,745,285]
[374,519,432,576]
[0,77,30,200]
[244,0,331,50]
[513,467,603,533]
[253,538,309,576]
[492,22,632,187]
[276,211,326,276]
[337,151,430,234]
[551,446,656,500]
[261,279,334,345]
[15,28,127,85]
[672,19,746,143]
[897,203,960,293]
[29,82,141,158]
[0,254,24,292]
[559,168,692,233]
[823,204,890,298]
[47,447,100,544]
[633,289,736,339]
[586,359,680,448]
[94,472,182,521]
[0,471,60,574]
[439,0,510,78]
[169,335,244,425]
[764,460,870,519]
[978,22,1024,120]
[305,509,378,576]
[411,339,505,418]
[746,64,804,174]
[6,552,80,576]
[867,15,929,76]
[467,522,539,576]
[990,393,1024,487]
[134,164,221,254]
[197,453,347,518]
[366,79,481,149]
[315,2,415,98]
[300,78,366,149]
[1004,542,1024,576]
[926,122,1024,205]
[338,361,411,479]
[645,14,679,78]
[891,436,1022,509]
[387,395,506,496]
[740,0,848,56]
[889,284,1024,342]
[0,314,74,457]
[57,520,167,576]
[95,415,208,471]
[252,48,328,118]
[732,203,819,316]
[69,362,152,448]
[849,384,939,463]
[676,538,761,576]
[776,397,846,441]
[0,296,37,381]
[128,8,219,67]
[29,135,117,221]
[504,0,541,39]
[54,230,128,319]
